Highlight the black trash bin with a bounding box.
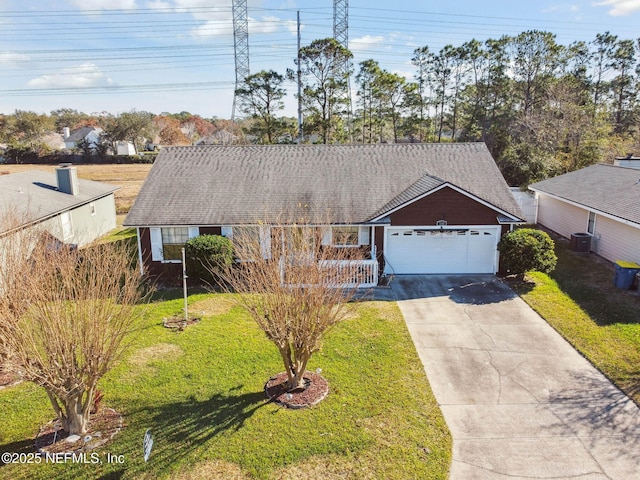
[613,261,640,289]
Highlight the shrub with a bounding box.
[498,228,557,278]
[185,235,234,286]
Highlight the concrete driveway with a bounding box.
[389,275,640,479]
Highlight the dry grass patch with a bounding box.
[190,296,236,317]
[273,455,364,479]
[127,343,184,378]
[168,460,253,480]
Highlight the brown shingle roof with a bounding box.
[124,143,523,226]
[530,164,640,226]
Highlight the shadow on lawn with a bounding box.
[0,438,35,458]
[126,387,270,473]
[548,234,640,326]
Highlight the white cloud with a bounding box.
[27,63,113,89]
[0,51,30,67]
[69,0,138,10]
[250,15,280,34]
[146,0,172,8]
[593,0,640,16]
[350,35,386,53]
[190,18,232,37]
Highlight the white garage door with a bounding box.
[384,226,499,274]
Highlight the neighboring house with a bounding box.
[614,154,640,169]
[0,166,118,248]
[529,164,640,265]
[124,143,524,284]
[63,127,103,152]
[194,130,237,145]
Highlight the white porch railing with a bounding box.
[319,259,379,288]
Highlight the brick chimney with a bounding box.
[56,164,79,195]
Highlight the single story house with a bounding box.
[124,143,524,284]
[529,164,640,265]
[0,166,118,248]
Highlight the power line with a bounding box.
[0,81,235,97]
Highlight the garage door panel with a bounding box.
[384,227,497,274]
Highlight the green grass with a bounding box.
[0,293,451,479]
[511,235,640,404]
[100,227,138,247]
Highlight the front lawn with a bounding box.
[0,293,451,479]
[512,235,640,405]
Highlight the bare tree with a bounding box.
[0,226,148,436]
[222,219,367,391]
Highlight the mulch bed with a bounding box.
[162,315,201,331]
[35,408,123,454]
[264,371,329,409]
[0,362,22,389]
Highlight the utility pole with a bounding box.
[232,0,250,122]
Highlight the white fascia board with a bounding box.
[371,182,523,223]
[529,188,640,231]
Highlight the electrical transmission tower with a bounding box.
[232,0,249,122]
[333,0,352,134]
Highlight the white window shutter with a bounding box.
[149,227,163,261]
[260,226,271,259]
[188,226,200,238]
[321,226,332,246]
[221,226,233,238]
[359,226,370,245]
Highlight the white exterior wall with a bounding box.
[537,193,640,264]
[537,195,589,238]
[593,215,640,264]
[68,194,117,247]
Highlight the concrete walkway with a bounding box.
[388,275,640,479]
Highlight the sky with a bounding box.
[1,0,640,120]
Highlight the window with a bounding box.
[89,202,96,216]
[232,226,261,245]
[161,227,189,261]
[587,211,596,235]
[232,226,263,260]
[332,226,359,246]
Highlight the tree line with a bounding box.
[0,109,244,163]
[236,31,640,185]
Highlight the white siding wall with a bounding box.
[537,195,588,238]
[537,194,640,264]
[69,194,117,247]
[593,215,640,264]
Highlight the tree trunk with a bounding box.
[278,344,295,389]
[288,352,310,391]
[65,393,91,436]
[47,390,91,436]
